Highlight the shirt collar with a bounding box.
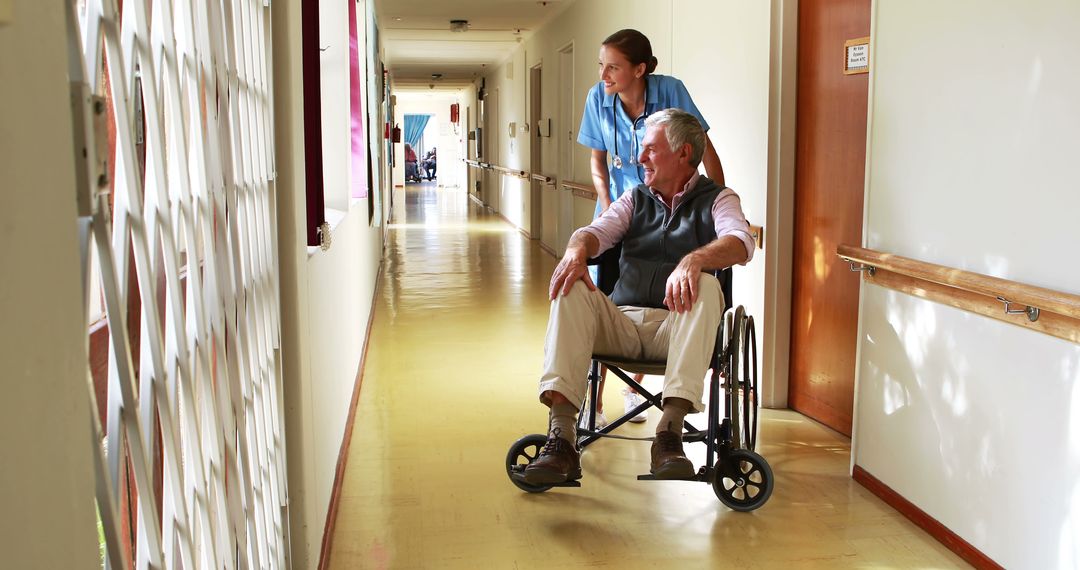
[650,172,700,209]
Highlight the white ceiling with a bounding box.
[375,0,573,92]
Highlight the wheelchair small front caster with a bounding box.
[713,449,773,511]
[506,434,553,493]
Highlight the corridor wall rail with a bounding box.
[838,245,1080,343]
[67,0,288,568]
[491,164,530,179]
[532,173,555,185]
[560,180,598,200]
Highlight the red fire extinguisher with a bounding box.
[450,103,460,124]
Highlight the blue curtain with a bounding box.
[404,114,431,150]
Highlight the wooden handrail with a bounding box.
[838,244,1080,342]
[748,224,763,250]
[561,180,597,199]
[462,164,763,251]
[491,164,529,179]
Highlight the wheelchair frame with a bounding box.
[506,245,774,511]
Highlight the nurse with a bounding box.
[576,28,726,428]
[578,28,725,216]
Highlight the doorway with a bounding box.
[557,43,575,253]
[788,0,871,437]
[529,64,544,242]
[487,87,500,209]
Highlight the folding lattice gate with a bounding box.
[66,0,287,567]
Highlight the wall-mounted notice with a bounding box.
[844,37,870,75]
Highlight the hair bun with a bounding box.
[646,56,658,74]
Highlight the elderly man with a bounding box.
[523,108,755,485]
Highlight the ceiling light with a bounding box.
[449,19,469,32]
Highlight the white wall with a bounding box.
[0,2,99,567]
[484,49,531,230]
[854,1,1080,568]
[672,0,772,368]
[274,0,386,567]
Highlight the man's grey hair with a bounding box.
[644,108,706,167]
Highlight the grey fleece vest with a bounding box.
[610,177,724,308]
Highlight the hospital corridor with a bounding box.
[323,182,964,568]
[3,0,1079,569]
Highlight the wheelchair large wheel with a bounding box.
[713,449,773,511]
[726,306,747,450]
[726,308,759,453]
[505,434,553,493]
[739,316,759,452]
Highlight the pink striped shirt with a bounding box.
[577,173,755,265]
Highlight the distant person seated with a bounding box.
[521,109,755,485]
[423,148,437,181]
[405,143,421,182]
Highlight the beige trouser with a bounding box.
[538,273,724,414]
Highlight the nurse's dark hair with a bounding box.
[602,29,658,74]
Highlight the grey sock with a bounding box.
[549,402,579,443]
[657,397,692,436]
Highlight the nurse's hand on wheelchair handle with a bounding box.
[549,252,596,300]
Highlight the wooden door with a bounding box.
[788,0,870,436]
[530,64,543,240]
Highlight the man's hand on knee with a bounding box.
[664,253,704,313]
[550,232,601,300]
[549,250,595,300]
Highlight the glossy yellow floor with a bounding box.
[328,183,967,569]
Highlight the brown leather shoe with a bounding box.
[651,430,694,479]
[522,435,581,485]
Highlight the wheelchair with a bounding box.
[506,244,774,511]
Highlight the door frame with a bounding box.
[529,62,543,240]
[556,41,575,254]
[761,0,800,410]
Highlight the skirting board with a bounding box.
[852,465,1003,569]
[317,264,385,570]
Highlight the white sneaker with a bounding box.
[624,390,648,423]
[579,407,609,430]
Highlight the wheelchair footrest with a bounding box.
[637,472,706,482]
[510,468,582,487]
